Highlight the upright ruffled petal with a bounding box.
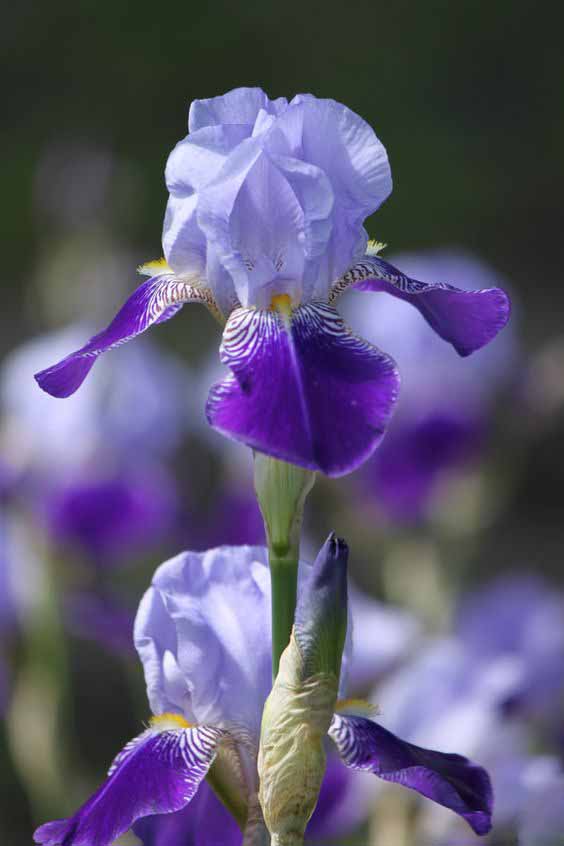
[206,303,399,476]
[188,87,288,134]
[34,724,223,846]
[136,547,274,740]
[334,254,510,356]
[329,713,493,835]
[34,275,214,398]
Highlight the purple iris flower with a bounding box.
[35,88,510,477]
[34,541,492,846]
[372,574,564,840]
[341,249,517,518]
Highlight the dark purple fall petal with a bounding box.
[346,255,510,357]
[206,303,400,477]
[34,275,202,398]
[133,780,242,846]
[329,714,493,835]
[33,725,222,846]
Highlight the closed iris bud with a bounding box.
[258,534,348,846]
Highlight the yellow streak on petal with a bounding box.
[137,258,172,277]
[335,698,379,717]
[269,293,293,318]
[150,712,193,730]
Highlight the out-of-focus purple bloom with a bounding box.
[347,582,420,692]
[190,488,265,549]
[45,463,179,565]
[372,574,564,840]
[341,249,517,519]
[35,89,510,477]
[3,327,190,471]
[456,575,564,718]
[1,328,189,565]
[35,542,492,845]
[518,757,564,845]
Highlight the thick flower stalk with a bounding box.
[34,87,510,478]
[254,453,315,675]
[258,535,493,846]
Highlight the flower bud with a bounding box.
[258,534,349,845]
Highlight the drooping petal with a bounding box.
[34,275,214,398]
[333,254,510,357]
[329,714,493,835]
[206,302,400,477]
[34,724,223,846]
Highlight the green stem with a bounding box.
[269,549,299,678]
[253,454,315,679]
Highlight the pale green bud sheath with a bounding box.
[253,453,316,677]
[258,534,349,846]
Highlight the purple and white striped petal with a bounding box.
[333,254,510,357]
[34,275,215,398]
[206,302,399,477]
[329,713,493,835]
[33,723,223,846]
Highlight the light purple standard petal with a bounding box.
[341,254,510,357]
[206,303,400,476]
[329,714,493,836]
[188,87,288,134]
[34,275,209,398]
[33,725,222,846]
[134,546,274,740]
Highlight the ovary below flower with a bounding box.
[34,87,510,477]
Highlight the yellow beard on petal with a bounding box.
[137,258,172,277]
[366,240,387,256]
[150,712,193,731]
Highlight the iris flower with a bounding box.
[34,540,491,846]
[35,88,510,477]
